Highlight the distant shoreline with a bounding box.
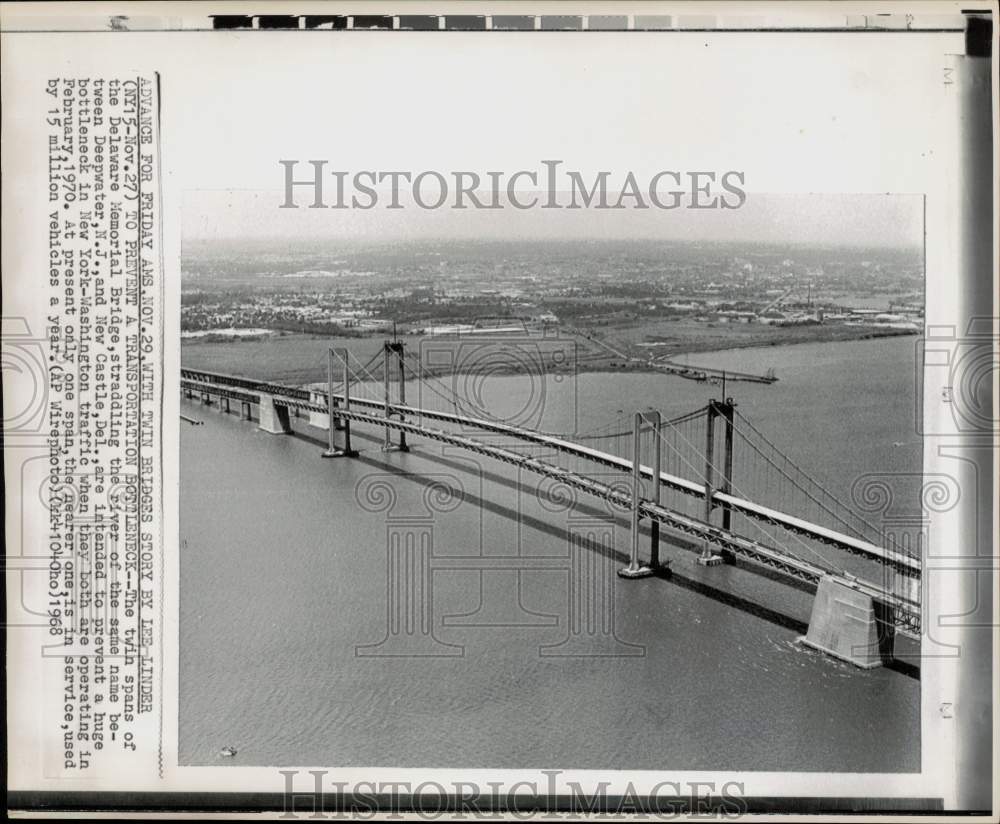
[180,324,919,386]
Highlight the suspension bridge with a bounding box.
[180,340,922,668]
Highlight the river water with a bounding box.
[179,335,921,770]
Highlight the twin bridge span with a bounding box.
[181,345,922,668]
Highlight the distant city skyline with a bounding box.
[183,190,923,250]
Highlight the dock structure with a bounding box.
[653,359,777,385]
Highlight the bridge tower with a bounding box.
[322,348,358,458]
[382,340,409,453]
[698,398,736,566]
[618,410,664,579]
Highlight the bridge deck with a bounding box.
[181,368,920,578]
[181,369,921,631]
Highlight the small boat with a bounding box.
[219,746,237,758]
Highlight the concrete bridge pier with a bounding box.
[183,387,193,399]
[258,393,292,434]
[798,576,895,668]
[309,389,329,429]
[201,391,213,406]
[309,390,346,431]
[221,397,231,414]
[241,401,252,421]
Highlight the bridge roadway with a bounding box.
[181,368,921,629]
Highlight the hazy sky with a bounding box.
[182,188,923,248]
[4,28,950,248]
[160,30,948,249]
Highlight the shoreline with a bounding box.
[600,326,919,368]
[180,325,920,385]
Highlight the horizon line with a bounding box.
[182,235,923,251]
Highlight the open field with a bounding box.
[596,318,918,359]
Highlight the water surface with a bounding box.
[180,336,920,770]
